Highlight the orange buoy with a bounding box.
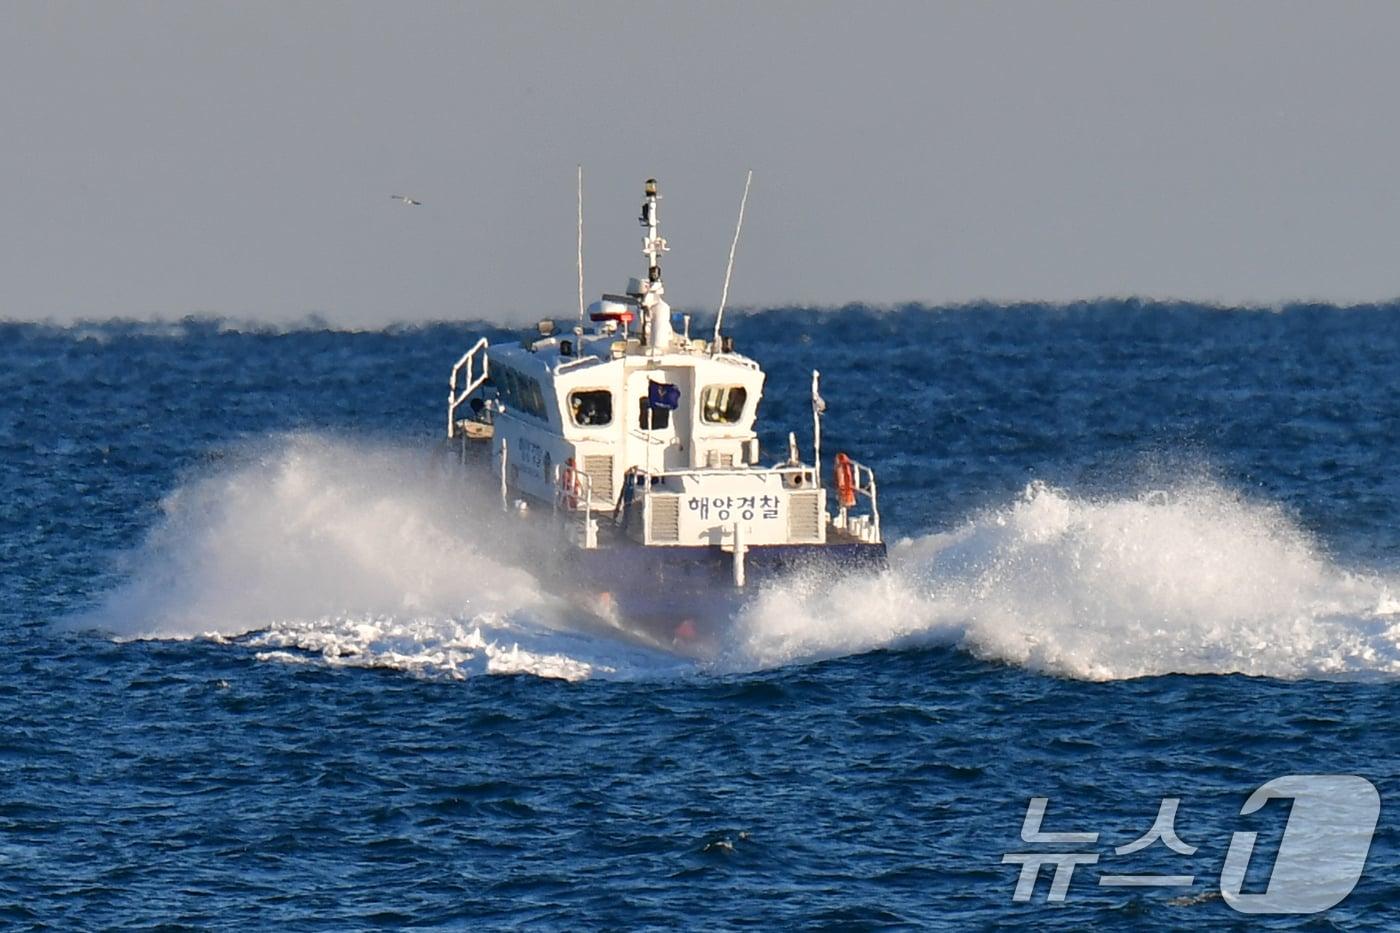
[834,452,857,509]
[561,457,581,509]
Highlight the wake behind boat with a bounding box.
[445,178,885,653]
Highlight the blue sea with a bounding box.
[3,302,1399,929]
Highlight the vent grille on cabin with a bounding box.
[583,455,614,505]
[788,491,823,543]
[706,451,735,469]
[649,495,681,543]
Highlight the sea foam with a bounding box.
[728,481,1400,680]
[75,434,682,681]
[78,436,1400,682]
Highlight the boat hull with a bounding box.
[550,539,888,656]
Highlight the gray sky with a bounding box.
[3,1,1398,326]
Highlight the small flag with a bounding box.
[648,381,681,410]
[812,370,827,414]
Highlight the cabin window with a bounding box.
[524,379,546,419]
[569,390,612,426]
[505,370,523,411]
[638,397,671,430]
[494,366,548,421]
[700,386,748,424]
[496,368,519,408]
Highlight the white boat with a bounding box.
[446,178,884,652]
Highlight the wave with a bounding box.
[70,434,686,681]
[74,435,1400,682]
[729,482,1400,680]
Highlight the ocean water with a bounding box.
[3,302,1400,928]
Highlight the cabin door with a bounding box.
[626,368,693,475]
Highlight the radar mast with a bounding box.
[637,178,674,350]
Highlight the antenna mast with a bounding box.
[640,177,667,281]
[712,169,752,354]
[576,165,585,325]
[638,178,674,351]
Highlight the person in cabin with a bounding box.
[570,392,610,426]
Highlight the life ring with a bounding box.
[561,457,581,509]
[834,452,857,509]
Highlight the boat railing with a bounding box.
[634,463,818,486]
[552,461,598,549]
[627,428,674,446]
[711,353,762,371]
[447,337,490,438]
[832,458,881,543]
[554,354,603,374]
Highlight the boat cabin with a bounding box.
[447,179,880,559]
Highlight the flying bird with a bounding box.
[390,194,423,206]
